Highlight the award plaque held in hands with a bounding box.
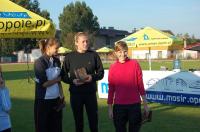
[74,67,88,82]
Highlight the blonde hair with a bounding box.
[39,38,58,54]
[115,41,128,51]
[74,32,88,43]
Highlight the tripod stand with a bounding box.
[24,44,34,83]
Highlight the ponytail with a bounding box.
[39,39,48,54]
[38,38,58,54]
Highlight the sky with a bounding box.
[38,0,200,38]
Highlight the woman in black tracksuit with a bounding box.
[61,32,104,132]
[34,38,62,132]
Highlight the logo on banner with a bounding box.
[101,82,108,93]
[143,34,149,40]
[0,12,31,18]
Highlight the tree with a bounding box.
[191,34,195,40]
[40,10,51,20]
[59,1,99,49]
[183,33,190,39]
[11,0,39,14]
[29,0,51,20]
[11,0,32,9]
[176,33,200,45]
[30,0,40,14]
[0,39,15,55]
[176,33,182,38]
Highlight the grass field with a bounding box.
[1,60,200,132]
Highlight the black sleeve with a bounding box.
[34,59,47,85]
[61,55,73,84]
[91,53,104,81]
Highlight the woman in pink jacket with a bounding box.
[107,41,150,132]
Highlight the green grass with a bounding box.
[1,61,200,132]
[104,60,200,70]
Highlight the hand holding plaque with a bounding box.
[74,67,89,82]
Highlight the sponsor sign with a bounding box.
[98,70,200,106]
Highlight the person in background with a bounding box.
[34,38,63,132]
[61,32,104,132]
[0,65,12,132]
[107,41,150,132]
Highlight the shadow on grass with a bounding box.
[10,98,35,132]
[10,97,200,132]
[140,103,200,132]
[10,97,74,132]
[98,102,200,132]
[3,70,34,81]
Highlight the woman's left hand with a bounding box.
[143,104,150,116]
[56,76,61,82]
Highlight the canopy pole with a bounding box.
[0,39,3,63]
[148,47,151,71]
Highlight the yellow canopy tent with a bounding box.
[96,47,114,63]
[121,27,175,48]
[119,27,182,70]
[58,47,71,54]
[0,0,55,38]
[96,47,114,53]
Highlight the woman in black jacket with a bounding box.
[34,38,63,132]
[61,32,104,132]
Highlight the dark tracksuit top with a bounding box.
[34,55,62,132]
[61,50,104,94]
[61,50,104,132]
[34,55,61,99]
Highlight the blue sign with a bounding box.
[0,12,31,18]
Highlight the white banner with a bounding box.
[98,70,200,106]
